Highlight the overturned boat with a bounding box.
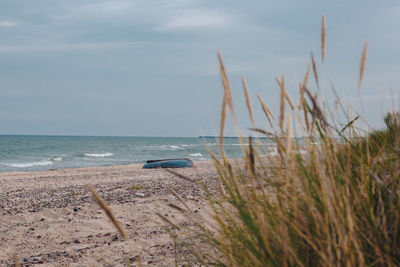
[143,158,194,169]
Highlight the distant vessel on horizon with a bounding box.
[198,136,269,139]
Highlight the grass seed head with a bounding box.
[358,41,368,90]
[88,185,127,240]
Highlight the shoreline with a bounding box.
[0,159,214,176]
[0,162,141,176]
[0,160,219,266]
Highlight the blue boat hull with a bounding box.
[143,158,194,169]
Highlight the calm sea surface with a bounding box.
[0,135,273,172]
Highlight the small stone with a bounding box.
[112,235,119,241]
[40,218,45,221]
[135,192,145,198]
[23,258,28,262]
[32,256,41,261]
[73,208,78,212]
[73,239,81,244]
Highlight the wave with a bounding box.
[50,157,62,162]
[139,144,204,151]
[231,143,248,146]
[84,152,113,158]
[181,144,202,147]
[2,160,53,168]
[167,145,183,150]
[189,153,203,157]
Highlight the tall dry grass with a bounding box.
[82,14,399,267]
[172,15,400,266]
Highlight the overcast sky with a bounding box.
[0,0,399,136]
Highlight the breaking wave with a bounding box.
[2,160,53,168]
[167,145,183,150]
[50,157,62,162]
[84,153,113,158]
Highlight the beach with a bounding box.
[0,161,220,266]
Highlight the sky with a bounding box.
[0,0,399,137]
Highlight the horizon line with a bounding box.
[0,133,199,138]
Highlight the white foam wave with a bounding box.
[189,153,202,157]
[2,160,53,168]
[180,144,203,147]
[84,152,113,158]
[167,145,183,150]
[50,157,62,161]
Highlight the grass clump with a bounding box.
[174,15,400,267]
[131,184,145,191]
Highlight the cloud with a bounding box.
[156,9,229,31]
[77,1,133,15]
[0,21,17,27]
[0,41,144,53]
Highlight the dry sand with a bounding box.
[0,161,221,266]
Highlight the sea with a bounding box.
[0,135,274,173]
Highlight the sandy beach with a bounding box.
[0,161,220,266]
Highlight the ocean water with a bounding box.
[0,135,273,172]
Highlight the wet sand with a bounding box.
[0,161,220,266]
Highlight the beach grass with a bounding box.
[167,15,400,266]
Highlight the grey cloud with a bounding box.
[155,9,230,31]
[0,21,18,27]
[0,41,145,53]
